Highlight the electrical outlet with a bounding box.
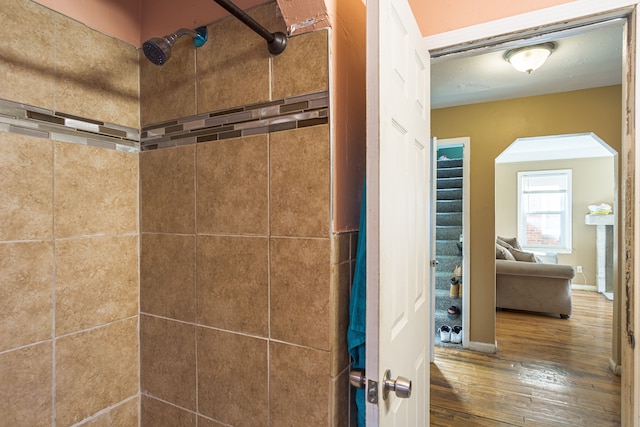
[577,265,583,273]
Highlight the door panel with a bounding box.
[366,0,431,424]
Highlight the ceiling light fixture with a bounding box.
[504,42,557,74]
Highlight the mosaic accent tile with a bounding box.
[0,90,330,153]
[141,90,329,151]
[0,98,139,152]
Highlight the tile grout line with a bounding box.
[194,140,200,421]
[51,139,57,427]
[266,129,272,427]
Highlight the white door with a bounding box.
[365,0,431,424]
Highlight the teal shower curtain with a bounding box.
[348,181,366,427]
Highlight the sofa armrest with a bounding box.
[496,259,575,280]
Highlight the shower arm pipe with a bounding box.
[212,0,287,54]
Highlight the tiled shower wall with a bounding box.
[1,0,353,426]
[0,1,140,425]
[139,4,353,424]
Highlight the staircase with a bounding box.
[434,158,463,346]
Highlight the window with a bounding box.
[517,170,572,252]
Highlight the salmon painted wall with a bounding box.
[33,0,328,47]
[330,0,367,232]
[408,0,574,36]
[33,0,579,45]
[33,0,141,45]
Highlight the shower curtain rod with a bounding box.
[212,0,287,55]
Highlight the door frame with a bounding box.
[423,1,638,423]
[434,137,470,351]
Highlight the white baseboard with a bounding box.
[572,284,598,292]
[468,340,497,354]
[609,358,622,376]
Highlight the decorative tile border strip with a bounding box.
[0,90,330,153]
[140,90,330,151]
[0,98,139,152]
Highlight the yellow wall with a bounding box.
[432,85,622,344]
[496,156,616,287]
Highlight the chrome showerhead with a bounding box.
[143,26,208,66]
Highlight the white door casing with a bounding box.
[366,0,431,424]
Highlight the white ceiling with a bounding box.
[431,20,624,109]
[431,20,624,162]
[495,133,615,163]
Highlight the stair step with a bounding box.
[436,255,463,273]
[435,270,461,287]
[437,177,463,189]
[436,212,462,226]
[436,225,462,240]
[436,239,462,256]
[437,199,462,212]
[437,166,463,179]
[436,158,463,168]
[436,188,462,200]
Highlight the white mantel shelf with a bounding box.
[585,214,614,295]
[585,214,614,226]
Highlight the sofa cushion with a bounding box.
[496,243,516,260]
[497,236,522,250]
[496,259,575,279]
[509,248,538,262]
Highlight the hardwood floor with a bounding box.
[430,290,620,426]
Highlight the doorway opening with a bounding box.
[495,133,618,300]
[429,13,626,420]
[433,138,470,350]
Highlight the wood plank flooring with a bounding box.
[430,290,620,426]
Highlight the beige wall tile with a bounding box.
[141,233,195,322]
[140,145,195,234]
[55,16,139,128]
[0,241,53,352]
[80,397,139,427]
[55,236,138,335]
[197,328,268,426]
[140,36,196,125]
[331,261,351,376]
[197,135,268,235]
[198,417,227,427]
[0,343,52,427]
[270,125,330,237]
[331,369,350,427]
[332,233,352,264]
[272,30,329,99]
[270,237,330,350]
[141,395,196,427]
[54,142,138,238]
[0,0,56,109]
[140,315,196,410]
[270,341,330,426]
[196,4,283,113]
[197,235,268,336]
[56,318,138,426]
[0,133,53,241]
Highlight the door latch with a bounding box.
[349,369,379,404]
[350,369,411,402]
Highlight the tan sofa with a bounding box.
[495,237,575,319]
[496,260,575,318]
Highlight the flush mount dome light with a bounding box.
[504,42,557,74]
